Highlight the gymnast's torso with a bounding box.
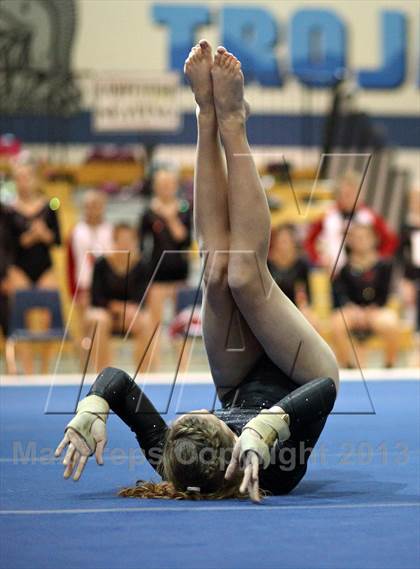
[216,353,299,427]
[215,354,327,494]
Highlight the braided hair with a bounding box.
[119,414,250,500]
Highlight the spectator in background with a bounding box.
[399,188,420,333]
[0,203,13,342]
[7,151,61,373]
[8,151,61,289]
[331,222,399,368]
[138,167,191,368]
[268,224,317,327]
[85,223,152,372]
[305,170,398,274]
[68,190,113,309]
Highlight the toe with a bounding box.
[214,51,222,66]
[226,55,236,71]
[217,46,226,54]
[221,53,230,68]
[200,39,213,60]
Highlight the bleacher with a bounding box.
[0,70,417,374]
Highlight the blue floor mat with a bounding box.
[1,380,419,569]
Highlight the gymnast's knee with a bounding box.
[203,254,229,290]
[227,256,260,297]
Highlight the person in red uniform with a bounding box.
[304,170,398,275]
[330,222,400,368]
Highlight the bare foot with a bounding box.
[211,46,247,129]
[184,39,214,114]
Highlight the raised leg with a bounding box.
[212,47,339,387]
[185,41,262,392]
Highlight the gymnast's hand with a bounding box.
[225,430,262,503]
[225,407,291,502]
[55,420,107,481]
[54,395,110,481]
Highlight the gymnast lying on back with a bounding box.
[56,41,339,501]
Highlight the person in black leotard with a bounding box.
[139,168,191,284]
[268,225,311,306]
[399,189,420,333]
[331,222,400,368]
[138,167,192,369]
[8,152,61,289]
[268,224,319,330]
[7,152,61,374]
[0,203,13,339]
[56,42,339,501]
[84,223,152,372]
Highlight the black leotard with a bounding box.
[216,355,335,494]
[8,202,61,283]
[0,204,13,282]
[88,356,336,495]
[333,259,393,308]
[91,256,150,308]
[268,258,312,306]
[0,204,13,336]
[139,204,191,283]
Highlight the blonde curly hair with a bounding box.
[119,414,248,500]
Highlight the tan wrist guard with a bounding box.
[65,395,110,453]
[239,408,291,469]
[243,408,291,446]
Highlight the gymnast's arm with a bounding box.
[55,367,168,480]
[248,377,337,453]
[270,376,337,432]
[243,376,338,453]
[225,377,338,499]
[88,367,169,473]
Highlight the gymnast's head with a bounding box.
[120,411,242,500]
[163,411,239,496]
